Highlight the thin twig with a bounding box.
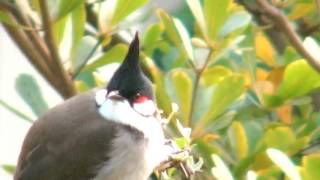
[39,0,76,98]
[256,0,320,72]
[188,50,213,126]
[72,37,103,78]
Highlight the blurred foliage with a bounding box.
[1,0,320,179]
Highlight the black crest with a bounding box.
[106,33,154,101]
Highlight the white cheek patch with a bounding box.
[97,98,162,139]
[133,100,156,116]
[95,89,108,106]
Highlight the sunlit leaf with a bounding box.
[15,74,48,117]
[211,154,234,180]
[266,148,301,180]
[247,170,258,180]
[303,37,320,61]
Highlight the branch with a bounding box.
[39,0,76,98]
[256,0,320,72]
[188,50,213,126]
[0,1,51,65]
[0,10,57,89]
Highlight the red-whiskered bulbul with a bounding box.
[14,33,175,180]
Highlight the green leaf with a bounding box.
[157,10,193,60]
[207,111,235,132]
[219,11,251,37]
[83,44,128,72]
[70,5,86,65]
[204,0,232,41]
[111,0,149,25]
[173,18,194,61]
[301,154,320,180]
[2,164,16,175]
[15,74,48,117]
[54,4,86,66]
[0,99,33,122]
[263,126,295,151]
[277,60,320,100]
[202,66,233,87]
[201,74,245,125]
[165,69,193,125]
[228,121,248,160]
[142,23,163,49]
[186,0,206,36]
[56,0,85,20]
[263,94,284,108]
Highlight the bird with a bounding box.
[14,33,175,180]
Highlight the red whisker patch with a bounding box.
[134,96,149,103]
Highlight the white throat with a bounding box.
[94,89,174,180]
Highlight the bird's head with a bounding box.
[95,33,156,118]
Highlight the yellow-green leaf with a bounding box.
[204,0,232,41]
[111,0,148,25]
[202,74,245,124]
[263,126,295,151]
[301,154,320,180]
[288,3,314,20]
[277,60,320,100]
[166,69,193,125]
[228,121,248,160]
[255,32,276,67]
[56,0,85,20]
[202,66,232,87]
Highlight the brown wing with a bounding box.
[14,90,117,180]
